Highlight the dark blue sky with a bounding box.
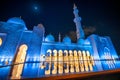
[0,0,120,54]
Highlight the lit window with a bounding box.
[0,38,2,46]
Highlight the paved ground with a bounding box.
[22,69,120,80]
[70,73,120,80]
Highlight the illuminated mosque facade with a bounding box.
[0,4,120,79]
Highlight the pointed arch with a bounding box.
[11,44,28,79]
[0,38,2,46]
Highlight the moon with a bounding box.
[32,3,41,14]
[34,6,38,10]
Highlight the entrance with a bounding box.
[11,44,28,79]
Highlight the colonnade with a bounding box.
[43,49,94,75]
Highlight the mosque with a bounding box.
[0,4,120,80]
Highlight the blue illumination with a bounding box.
[63,36,71,44]
[7,17,25,25]
[45,34,55,42]
[0,22,120,78]
[0,4,120,79]
[77,38,84,44]
[7,17,27,30]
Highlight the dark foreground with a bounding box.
[22,69,120,80]
[72,72,120,80]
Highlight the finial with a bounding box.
[58,33,61,42]
[37,23,45,33]
[38,23,44,28]
[20,16,22,19]
[73,3,77,9]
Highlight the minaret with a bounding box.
[73,4,85,40]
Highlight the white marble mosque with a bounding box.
[0,4,120,80]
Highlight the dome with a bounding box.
[84,39,90,45]
[63,36,71,44]
[7,17,27,30]
[45,34,55,42]
[77,38,84,44]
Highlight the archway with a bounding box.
[11,44,28,79]
[0,38,2,46]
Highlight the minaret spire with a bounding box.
[20,16,22,19]
[58,33,61,42]
[73,3,85,40]
[73,3,77,9]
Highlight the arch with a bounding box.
[64,50,68,53]
[0,38,2,46]
[53,49,57,56]
[47,49,52,53]
[82,50,86,56]
[19,44,28,51]
[11,44,28,79]
[86,51,90,56]
[45,49,52,75]
[58,50,63,56]
[104,47,110,55]
[58,50,63,74]
[64,50,68,56]
[47,49,52,56]
[69,50,73,55]
[74,50,79,72]
[74,50,77,56]
[52,49,57,74]
[64,50,69,73]
[103,47,115,68]
[104,47,111,60]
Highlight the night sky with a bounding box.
[0,0,120,55]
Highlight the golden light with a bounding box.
[11,44,28,79]
[0,38,2,46]
[52,49,57,74]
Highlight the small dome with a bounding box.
[63,36,71,44]
[84,39,90,45]
[77,38,84,44]
[45,34,55,42]
[7,17,27,30]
